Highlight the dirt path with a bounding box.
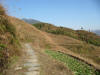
[6,43,73,75]
[23,44,40,75]
[7,43,40,75]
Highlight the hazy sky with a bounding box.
[2,0,100,30]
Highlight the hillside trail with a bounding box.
[6,43,73,75]
[6,43,40,75]
[22,44,40,75]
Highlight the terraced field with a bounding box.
[45,50,100,75]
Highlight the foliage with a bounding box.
[45,50,100,75]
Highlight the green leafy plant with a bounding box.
[45,50,100,75]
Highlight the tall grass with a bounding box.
[0,5,20,74]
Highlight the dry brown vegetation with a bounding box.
[0,5,20,74]
[9,15,100,70]
[33,23,100,46]
[8,17,74,75]
[9,16,100,71]
[0,4,100,75]
[9,17,59,50]
[47,33,100,64]
[32,23,100,70]
[0,5,70,74]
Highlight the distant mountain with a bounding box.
[22,18,41,24]
[93,30,100,35]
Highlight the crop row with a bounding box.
[45,50,100,75]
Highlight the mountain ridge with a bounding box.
[93,30,100,35]
[22,18,41,24]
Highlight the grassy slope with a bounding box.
[33,23,100,46]
[47,33,100,65]
[32,23,100,69]
[0,5,20,74]
[7,17,100,74]
[9,17,75,75]
[10,17,60,50]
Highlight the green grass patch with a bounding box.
[0,44,6,51]
[45,50,100,75]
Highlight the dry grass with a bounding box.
[0,4,99,74]
[6,17,75,75]
[9,17,59,50]
[33,23,100,46]
[46,33,100,70]
[0,5,20,74]
[8,16,100,70]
